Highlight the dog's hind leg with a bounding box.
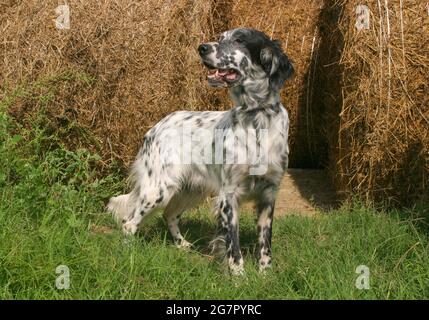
[163,191,204,249]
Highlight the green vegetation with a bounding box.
[0,85,428,299]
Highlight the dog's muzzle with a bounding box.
[198,43,242,88]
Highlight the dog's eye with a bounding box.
[234,38,243,44]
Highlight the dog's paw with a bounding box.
[175,239,192,250]
[258,259,272,275]
[228,259,245,276]
[122,221,138,235]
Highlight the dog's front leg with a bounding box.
[256,201,275,273]
[216,193,244,275]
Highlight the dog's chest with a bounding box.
[235,107,289,160]
[229,107,289,183]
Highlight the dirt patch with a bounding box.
[242,169,338,217]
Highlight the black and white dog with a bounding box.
[107,28,294,274]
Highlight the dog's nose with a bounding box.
[198,44,210,56]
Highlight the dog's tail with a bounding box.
[106,193,136,222]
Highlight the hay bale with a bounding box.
[0,0,223,168]
[315,0,429,205]
[0,0,325,169]
[2,0,426,206]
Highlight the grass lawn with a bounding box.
[0,103,428,300]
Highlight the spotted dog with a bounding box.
[107,28,294,275]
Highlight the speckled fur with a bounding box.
[107,28,294,275]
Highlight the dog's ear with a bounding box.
[260,40,294,90]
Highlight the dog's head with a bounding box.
[198,28,294,90]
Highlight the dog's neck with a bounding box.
[227,79,282,129]
[228,78,280,111]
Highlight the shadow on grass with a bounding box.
[396,202,429,236]
[137,212,260,258]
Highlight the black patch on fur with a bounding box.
[216,199,243,265]
[240,56,248,70]
[232,28,294,90]
[230,109,238,126]
[155,189,164,204]
[259,42,294,89]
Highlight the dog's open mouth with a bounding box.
[208,68,240,82]
[203,63,241,87]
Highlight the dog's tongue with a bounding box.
[217,70,228,77]
[208,69,238,82]
[217,69,238,81]
[225,72,237,81]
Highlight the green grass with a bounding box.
[0,94,428,299]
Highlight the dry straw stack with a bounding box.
[315,0,428,205]
[1,0,427,206]
[342,0,429,205]
[1,0,220,166]
[0,0,324,168]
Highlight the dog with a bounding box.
[107,28,294,275]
